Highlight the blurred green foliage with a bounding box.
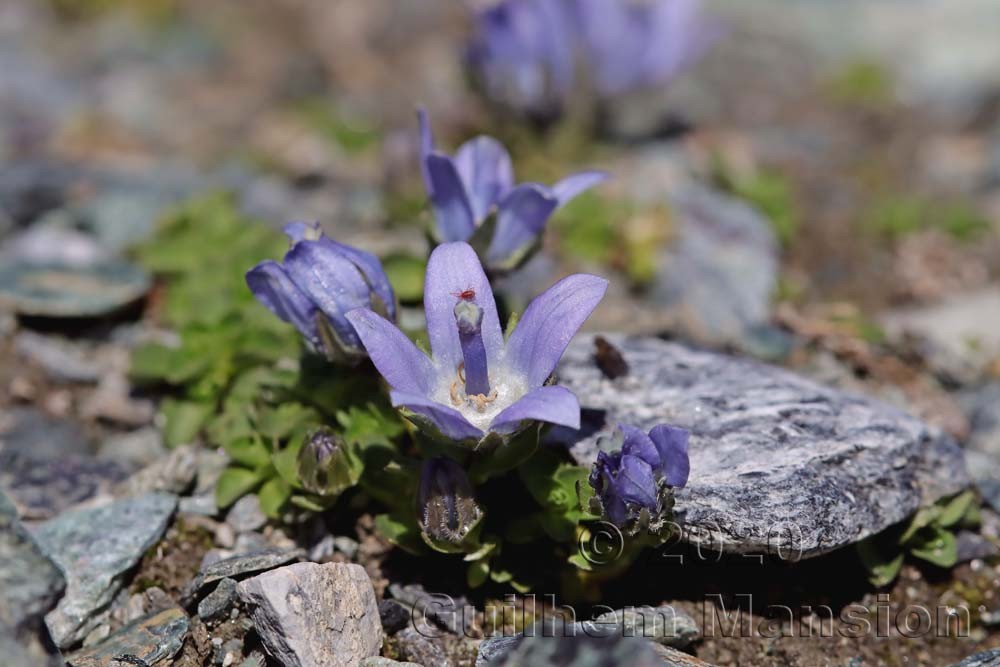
[863,195,991,242]
[297,99,382,154]
[828,60,894,109]
[730,171,799,246]
[552,191,622,265]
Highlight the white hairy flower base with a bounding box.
[431,363,529,433]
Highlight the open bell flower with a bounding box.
[418,109,607,273]
[346,241,607,448]
[246,222,397,363]
[589,423,690,536]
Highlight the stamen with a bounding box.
[454,300,490,396]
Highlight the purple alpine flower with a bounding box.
[418,108,607,272]
[246,222,397,363]
[466,0,577,117]
[573,0,724,98]
[589,423,690,534]
[346,241,607,447]
[466,0,722,110]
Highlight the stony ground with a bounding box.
[2,1,1000,666]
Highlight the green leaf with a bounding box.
[568,553,596,572]
[857,534,904,587]
[272,433,307,489]
[129,343,179,381]
[258,477,292,518]
[255,403,318,441]
[222,436,272,468]
[899,506,940,545]
[910,527,958,568]
[289,493,338,512]
[162,398,214,447]
[374,512,424,555]
[467,560,489,588]
[937,491,975,528]
[216,467,264,508]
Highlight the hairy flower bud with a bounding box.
[417,458,484,552]
[296,427,359,497]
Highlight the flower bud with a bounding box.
[417,458,484,552]
[296,427,359,497]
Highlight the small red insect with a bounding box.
[451,287,476,301]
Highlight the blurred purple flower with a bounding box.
[346,241,607,446]
[466,0,577,117]
[246,222,397,363]
[467,0,723,110]
[418,108,607,272]
[589,423,690,532]
[573,0,724,98]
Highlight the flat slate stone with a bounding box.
[0,259,150,318]
[0,489,64,630]
[66,607,189,667]
[32,492,177,648]
[557,334,970,558]
[183,547,303,603]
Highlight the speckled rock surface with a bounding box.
[950,648,1000,667]
[488,634,675,667]
[0,489,64,630]
[237,562,382,667]
[32,492,177,648]
[557,334,970,558]
[593,605,700,648]
[65,607,189,667]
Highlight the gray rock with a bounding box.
[33,492,177,648]
[476,636,521,666]
[0,489,64,630]
[65,607,189,667]
[360,658,423,667]
[557,334,970,557]
[950,649,1000,667]
[178,494,219,517]
[881,288,1000,383]
[389,583,473,635]
[185,547,303,602]
[14,331,103,383]
[964,451,1000,514]
[393,626,452,667]
[197,577,239,622]
[378,599,411,635]
[0,624,64,667]
[226,494,267,533]
[593,604,700,649]
[98,427,166,468]
[0,408,129,519]
[114,445,198,498]
[0,259,150,318]
[649,184,778,346]
[955,530,999,563]
[237,562,382,667]
[489,634,671,667]
[962,382,1000,457]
